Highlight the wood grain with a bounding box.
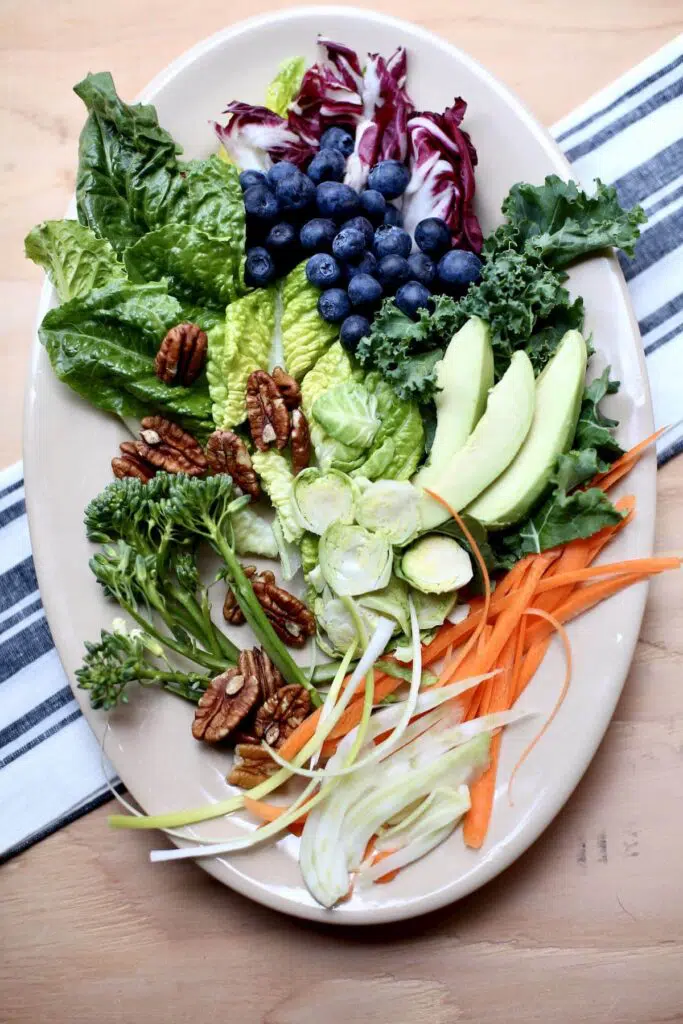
[2,2,683,1021]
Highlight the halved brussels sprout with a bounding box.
[400,535,473,594]
[354,479,420,545]
[291,468,356,536]
[410,588,457,630]
[319,522,393,597]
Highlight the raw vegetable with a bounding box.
[312,381,380,449]
[265,56,307,117]
[400,535,473,594]
[354,479,419,544]
[319,522,393,597]
[573,366,625,462]
[281,262,339,381]
[207,287,277,429]
[25,220,126,302]
[251,449,303,545]
[361,372,425,480]
[231,504,278,558]
[358,575,411,637]
[411,588,458,630]
[292,468,356,535]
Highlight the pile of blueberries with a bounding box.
[239,126,482,352]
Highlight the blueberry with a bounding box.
[318,288,351,323]
[267,161,299,188]
[243,185,279,224]
[359,189,387,225]
[415,217,451,258]
[374,225,412,260]
[266,221,298,260]
[376,254,411,294]
[383,206,403,227]
[316,181,360,221]
[320,126,355,157]
[239,169,267,191]
[307,148,346,185]
[300,217,337,254]
[274,169,315,212]
[340,314,371,352]
[332,226,366,263]
[245,247,276,287]
[306,253,343,289]
[395,281,433,319]
[437,249,483,293]
[367,160,411,199]
[347,251,377,279]
[348,273,383,311]
[343,215,374,248]
[407,252,437,288]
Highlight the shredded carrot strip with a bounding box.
[588,427,666,490]
[508,607,573,804]
[523,572,646,649]
[513,636,551,701]
[371,848,400,884]
[243,796,308,836]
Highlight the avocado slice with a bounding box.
[466,330,588,529]
[416,350,536,530]
[415,318,494,485]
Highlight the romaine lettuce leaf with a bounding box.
[38,280,214,438]
[301,342,365,469]
[362,372,424,479]
[231,504,278,558]
[24,220,126,302]
[207,287,277,428]
[166,155,245,243]
[281,262,339,380]
[312,381,380,448]
[251,449,303,544]
[265,57,306,117]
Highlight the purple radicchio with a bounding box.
[402,98,483,253]
[345,47,414,191]
[213,102,314,170]
[287,38,364,148]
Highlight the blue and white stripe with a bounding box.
[1,36,681,860]
[553,34,683,464]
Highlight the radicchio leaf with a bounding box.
[403,98,483,253]
[213,102,314,170]
[345,47,414,191]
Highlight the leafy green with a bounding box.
[300,533,320,578]
[301,342,365,470]
[231,504,278,558]
[207,287,277,428]
[38,280,214,438]
[574,367,625,461]
[312,381,380,449]
[356,298,446,403]
[251,449,303,545]
[362,372,425,479]
[166,155,245,242]
[265,57,306,117]
[24,220,126,301]
[74,72,181,252]
[410,589,457,631]
[428,515,496,594]
[485,176,646,269]
[281,262,339,380]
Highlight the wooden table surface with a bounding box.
[2,2,682,1021]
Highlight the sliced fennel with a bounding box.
[354,479,420,544]
[292,468,356,535]
[319,522,392,597]
[272,518,301,581]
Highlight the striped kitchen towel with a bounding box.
[1,35,681,860]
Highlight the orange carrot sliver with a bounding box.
[371,848,400,884]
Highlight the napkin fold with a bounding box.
[2,35,681,860]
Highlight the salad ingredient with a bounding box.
[307,148,346,184]
[290,408,312,474]
[155,322,207,387]
[321,126,355,156]
[332,225,366,262]
[251,449,303,545]
[374,225,412,259]
[395,281,432,319]
[230,505,278,558]
[130,415,207,477]
[384,207,403,227]
[468,329,588,528]
[206,430,261,499]
[238,571,315,648]
[292,468,356,534]
[362,371,425,480]
[265,56,307,118]
[255,683,312,747]
[424,317,493,471]
[312,380,379,449]
[239,170,267,190]
[319,522,393,596]
[245,247,276,287]
[414,217,451,258]
[407,251,437,287]
[207,287,276,429]
[345,215,375,247]
[318,288,351,323]
[400,535,473,593]
[281,262,339,380]
[192,667,261,743]
[348,273,383,311]
[359,189,387,223]
[574,367,624,462]
[403,99,482,253]
[268,161,299,187]
[38,280,214,439]
[300,217,337,253]
[274,168,316,212]
[305,252,343,288]
[411,589,458,630]
[25,219,126,302]
[243,185,280,223]
[246,369,290,451]
[354,479,420,544]
[316,181,361,221]
[376,254,411,294]
[418,351,536,529]
[214,102,312,171]
[436,249,482,294]
[367,160,411,199]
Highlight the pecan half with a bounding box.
[112,441,156,482]
[290,408,311,475]
[223,566,271,626]
[228,744,279,789]
[239,647,284,702]
[205,430,260,498]
[136,415,207,476]
[255,684,311,748]
[246,370,289,451]
[155,322,208,386]
[271,366,301,409]
[250,575,316,648]
[191,668,260,743]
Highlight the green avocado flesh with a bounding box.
[467,329,587,529]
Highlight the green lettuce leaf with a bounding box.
[265,57,306,117]
[74,72,181,252]
[312,381,380,448]
[124,223,242,308]
[300,533,320,578]
[166,155,245,242]
[301,342,365,469]
[38,280,213,437]
[362,372,425,479]
[486,176,646,269]
[231,504,278,558]
[24,220,126,302]
[207,287,277,428]
[281,262,339,380]
[410,588,457,631]
[356,298,445,403]
[251,449,303,544]
[574,366,625,461]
